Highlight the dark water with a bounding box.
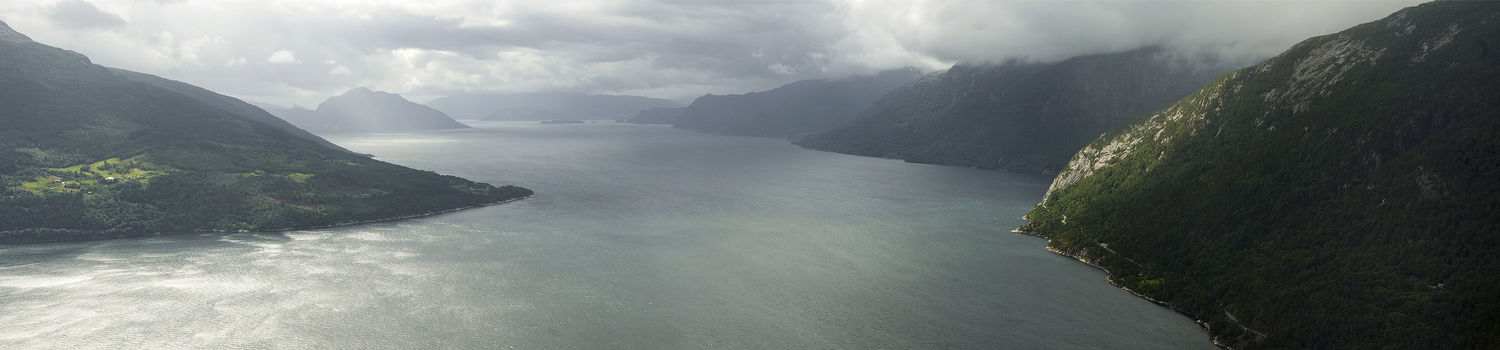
[0,122,1212,349]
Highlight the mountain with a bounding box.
[428,92,680,121]
[673,68,923,137]
[261,88,469,134]
[109,69,348,152]
[796,47,1229,174]
[624,107,686,124]
[1020,2,1499,348]
[0,21,531,243]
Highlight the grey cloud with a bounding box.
[324,1,844,78]
[4,0,1428,107]
[48,0,126,30]
[838,0,1425,66]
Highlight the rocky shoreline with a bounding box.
[1011,227,1232,349]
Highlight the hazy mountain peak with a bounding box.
[319,87,409,110]
[342,86,379,96]
[257,87,470,134]
[0,20,32,44]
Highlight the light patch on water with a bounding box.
[0,124,1213,349]
[342,230,396,242]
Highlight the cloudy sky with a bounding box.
[0,0,1423,107]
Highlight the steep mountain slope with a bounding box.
[109,69,348,152]
[263,88,470,134]
[1021,3,1499,348]
[428,92,680,121]
[673,68,923,137]
[796,47,1227,174]
[0,21,531,243]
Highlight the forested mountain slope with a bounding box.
[0,20,531,243]
[797,47,1227,174]
[109,68,348,152]
[1021,2,1499,348]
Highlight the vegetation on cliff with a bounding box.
[1022,3,1499,348]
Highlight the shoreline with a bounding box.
[0,195,532,245]
[229,194,532,234]
[1010,227,1232,350]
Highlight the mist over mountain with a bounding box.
[427,93,680,121]
[672,68,924,137]
[797,47,1232,174]
[1022,2,1500,348]
[623,107,687,125]
[0,1,1423,108]
[0,20,529,243]
[260,88,469,134]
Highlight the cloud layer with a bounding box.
[0,0,1424,106]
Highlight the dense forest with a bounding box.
[0,21,531,243]
[1020,2,1499,348]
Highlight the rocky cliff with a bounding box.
[1023,2,1500,348]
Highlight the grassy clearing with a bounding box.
[14,155,172,194]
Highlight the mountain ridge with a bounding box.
[108,68,349,152]
[1021,2,1499,348]
[673,68,924,137]
[796,47,1231,174]
[261,87,469,134]
[0,20,531,243]
[0,20,31,44]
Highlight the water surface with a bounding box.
[0,122,1212,349]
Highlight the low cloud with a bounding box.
[46,0,125,30]
[0,0,1427,106]
[266,50,297,64]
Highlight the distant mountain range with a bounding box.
[0,20,530,243]
[1022,2,1499,348]
[796,47,1229,174]
[427,92,680,121]
[672,68,924,137]
[257,88,469,134]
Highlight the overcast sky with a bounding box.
[0,0,1423,107]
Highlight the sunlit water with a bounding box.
[0,122,1212,349]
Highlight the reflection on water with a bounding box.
[0,122,1212,349]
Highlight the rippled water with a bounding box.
[0,122,1212,349]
